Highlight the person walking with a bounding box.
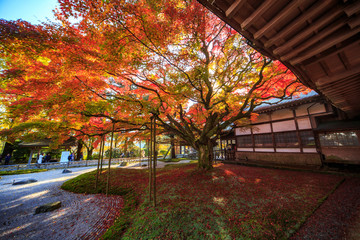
[44,153,51,163]
[68,153,73,162]
[37,153,44,164]
[4,154,11,165]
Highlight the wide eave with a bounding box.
[197,0,360,117]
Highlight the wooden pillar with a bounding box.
[28,149,34,166]
[148,118,153,203]
[152,117,157,207]
[106,122,115,197]
[95,136,103,191]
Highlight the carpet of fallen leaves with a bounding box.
[291,177,360,240]
[99,163,348,239]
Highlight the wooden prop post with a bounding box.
[106,122,115,197]
[95,136,103,191]
[148,117,153,203]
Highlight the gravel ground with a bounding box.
[0,160,191,240]
[0,167,123,240]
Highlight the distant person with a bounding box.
[44,153,51,163]
[4,154,11,165]
[79,153,83,161]
[68,153,73,162]
[37,153,44,164]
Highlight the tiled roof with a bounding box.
[254,91,321,113]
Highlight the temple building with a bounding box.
[224,93,360,167]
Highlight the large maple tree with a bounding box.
[0,0,309,169]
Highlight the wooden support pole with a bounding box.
[95,136,103,191]
[106,122,115,197]
[148,118,153,203]
[100,135,105,173]
[139,140,142,162]
[152,117,157,207]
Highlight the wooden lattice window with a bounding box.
[300,131,315,147]
[237,135,253,147]
[275,132,299,147]
[254,134,273,147]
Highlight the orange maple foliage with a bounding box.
[0,0,310,168]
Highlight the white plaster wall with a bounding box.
[235,127,252,136]
[309,103,326,114]
[297,117,312,129]
[251,114,270,124]
[254,148,275,152]
[303,148,317,153]
[252,123,272,134]
[296,103,311,116]
[237,148,253,152]
[272,120,296,132]
[271,109,294,121]
[296,103,326,116]
[276,148,301,152]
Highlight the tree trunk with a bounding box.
[170,135,176,159]
[76,141,83,161]
[197,141,214,170]
[87,148,93,160]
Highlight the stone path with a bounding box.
[0,167,123,240]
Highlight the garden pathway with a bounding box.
[0,167,123,240]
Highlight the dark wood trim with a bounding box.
[293,109,303,153]
[269,113,276,153]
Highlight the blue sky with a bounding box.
[0,0,58,24]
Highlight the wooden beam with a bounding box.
[348,14,360,29]
[225,0,247,18]
[254,0,307,40]
[344,0,360,16]
[325,95,357,108]
[304,39,360,66]
[319,61,332,77]
[280,18,346,61]
[265,0,333,48]
[274,8,343,56]
[315,64,360,87]
[289,26,360,65]
[338,52,351,71]
[318,75,360,90]
[319,77,360,92]
[241,0,275,30]
[320,84,360,95]
[318,82,360,95]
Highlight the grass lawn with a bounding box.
[0,169,47,176]
[159,158,189,162]
[62,163,344,239]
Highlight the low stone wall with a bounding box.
[322,147,360,164]
[235,152,322,167]
[0,157,144,172]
